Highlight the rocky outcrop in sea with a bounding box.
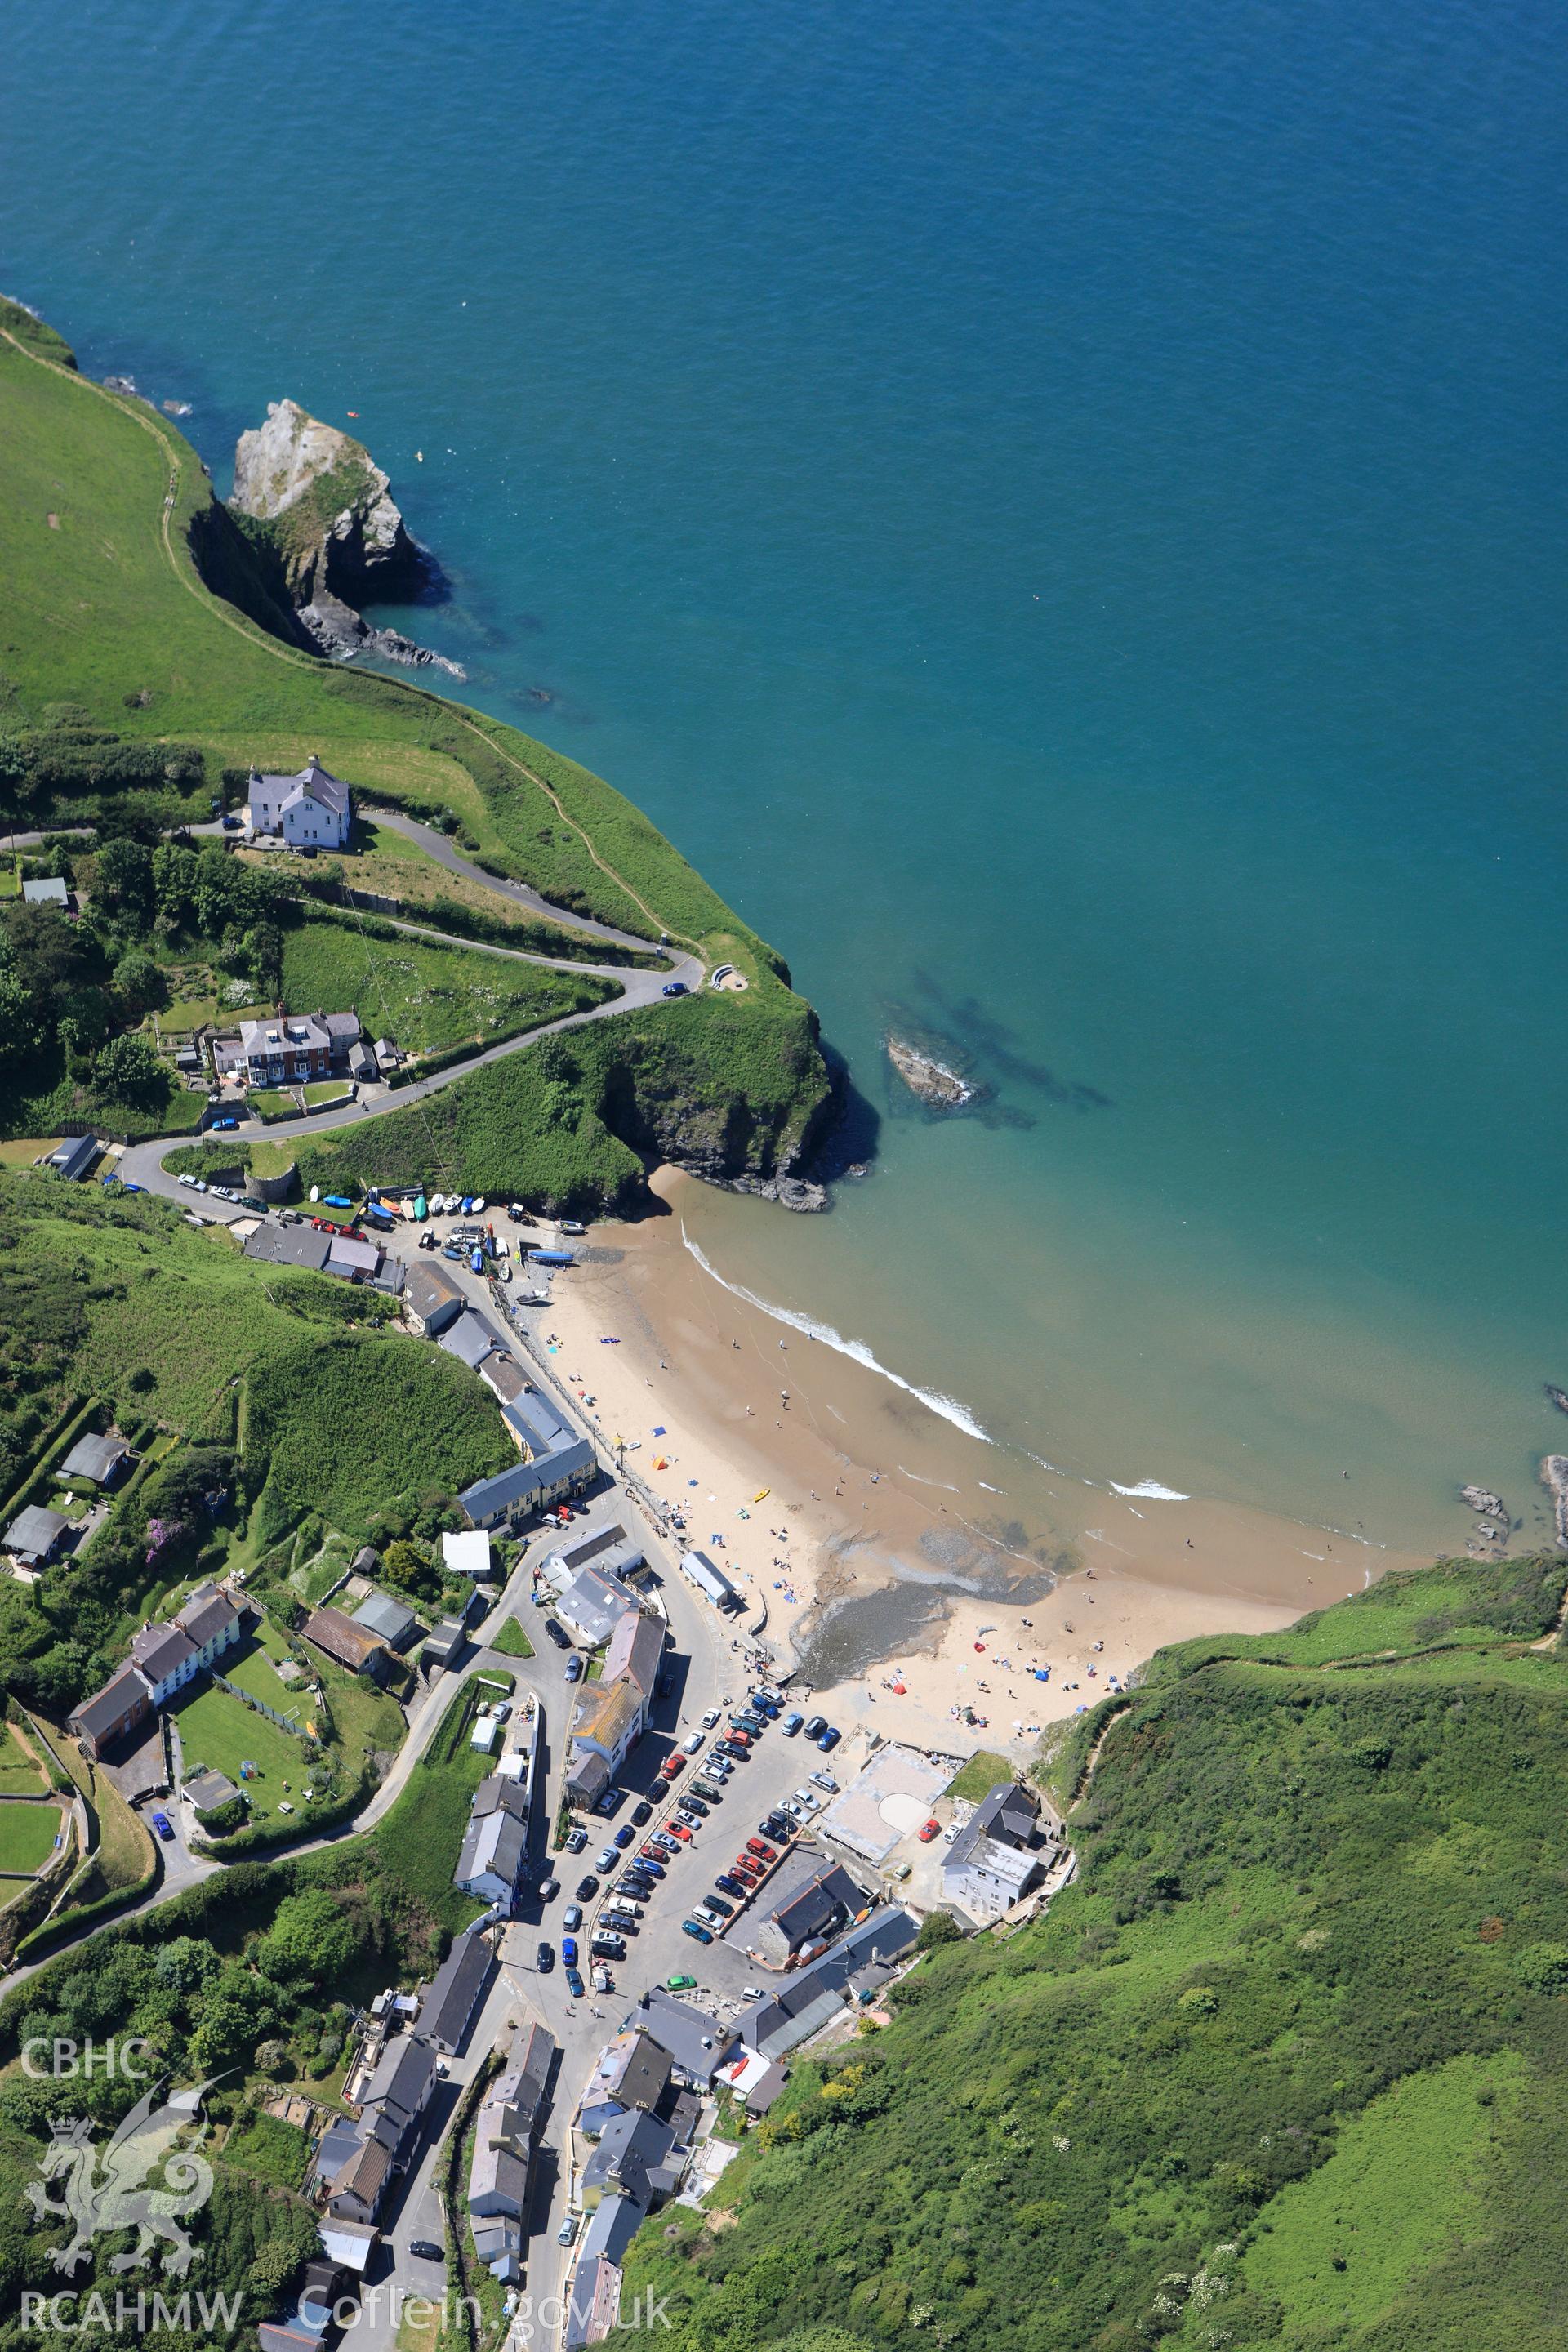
[1539,1455,1568,1547]
[229,399,463,678]
[885,1034,987,1110]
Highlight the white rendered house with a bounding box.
[243,755,352,848]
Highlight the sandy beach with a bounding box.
[515,1170,1428,1771]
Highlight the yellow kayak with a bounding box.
[753,1488,770,1503]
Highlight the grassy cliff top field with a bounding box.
[0,296,833,1194]
[626,1552,1568,2352]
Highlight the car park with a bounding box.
[565,1967,585,1997]
[613,1824,636,1847]
[565,1826,589,1854]
[563,1904,583,1929]
[681,1731,705,1754]
[537,1943,554,1972]
[631,1799,654,1825]
[543,1619,571,1649]
[562,1936,578,1965]
[564,1654,584,1682]
[575,1877,599,1901]
[919,1817,942,1842]
[803,1715,827,1741]
[817,1726,842,1752]
[681,1918,713,1943]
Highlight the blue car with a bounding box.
[565,1967,585,1998]
[150,1811,175,1842]
[662,981,688,998]
[715,1873,747,1898]
[562,1936,578,1967]
[636,1857,667,1880]
[681,1918,713,1944]
[817,1726,841,1752]
[613,1824,636,1848]
[211,1116,238,1130]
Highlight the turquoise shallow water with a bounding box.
[4,0,1566,1552]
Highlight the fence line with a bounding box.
[210,1669,304,1737]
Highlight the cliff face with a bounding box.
[229,399,421,605]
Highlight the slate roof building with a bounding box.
[68,1664,152,1761]
[460,1437,595,1532]
[23,876,69,907]
[350,1592,421,1650]
[578,2032,673,2138]
[564,1679,644,1806]
[243,756,352,849]
[67,1584,246,1758]
[739,1859,868,1971]
[545,1519,644,1583]
[421,1925,495,2054]
[403,1260,467,1338]
[579,2109,686,2210]
[734,1909,919,2060]
[421,1618,469,1672]
[628,1989,740,2088]
[942,1782,1049,1922]
[44,1134,97,1182]
[439,1309,509,1373]
[602,1609,664,1702]
[59,1433,131,1487]
[454,1775,531,1904]
[556,1562,641,1650]
[3,1504,71,1570]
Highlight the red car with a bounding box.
[660,1754,686,1780]
[639,1843,670,1864]
[666,1820,693,1842]
[732,1858,760,1882]
[725,1728,753,1748]
[918,1818,942,1843]
[745,1838,777,1861]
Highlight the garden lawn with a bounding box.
[0,1801,65,1874]
[169,1681,308,1802]
[222,1637,307,1718]
[946,1748,1017,1803]
[278,916,611,1059]
[247,1091,297,1122]
[372,1679,491,1931]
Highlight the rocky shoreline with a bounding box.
[885,1033,985,1109]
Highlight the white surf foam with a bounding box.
[681,1229,994,1443]
[1108,1478,1192,1502]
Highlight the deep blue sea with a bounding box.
[5,0,1566,1553]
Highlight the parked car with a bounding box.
[791,1787,822,1813]
[593,1965,613,1993]
[919,1818,942,1842]
[715,1873,748,1898]
[666,1820,692,1842]
[700,1705,722,1728]
[638,1846,669,1871]
[543,1618,571,1649]
[563,1904,583,1930]
[652,1832,681,1855]
[537,1943,555,1972]
[692,1781,724,1805]
[704,1891,735,1916]
[150,1811,175,1842]
[557,2214,580,2247]
[808,1771,839,1793]
[662,981,688,998]
[631,1800,654,1825]
[593,1785,626,1815]
[680,1918,713,1943]
[680,1731,705,1755]
[564,1654,584,1682]
[538,1877,559,1900]
[409,2242,444,2263]
[620,1880,655,1903]
[210,1115,238,1131]
[564,1826,589,1854]
[705,1753,733,1777]
[659,1753,687,1781]
[726,1724,756,1744]
[565,1967,585,1998]
[590,1932,626,1959]
[742,1984,764,2000]
[562,1937,579,1966]
[666,1973,698,1992]
[817,1726,842,1753]
[761,1813,794,1840]
[716,1738,750,1759]
[613,1824,636,1847]
[803,1716,827,1742]
[746,1838,777,1860]
[731,1858,760,1882]
[575,1877,599,1901]
[677,1796,709,1817]
[782,1713,805,1736]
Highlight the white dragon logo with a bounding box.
[25,2080,216,2276]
